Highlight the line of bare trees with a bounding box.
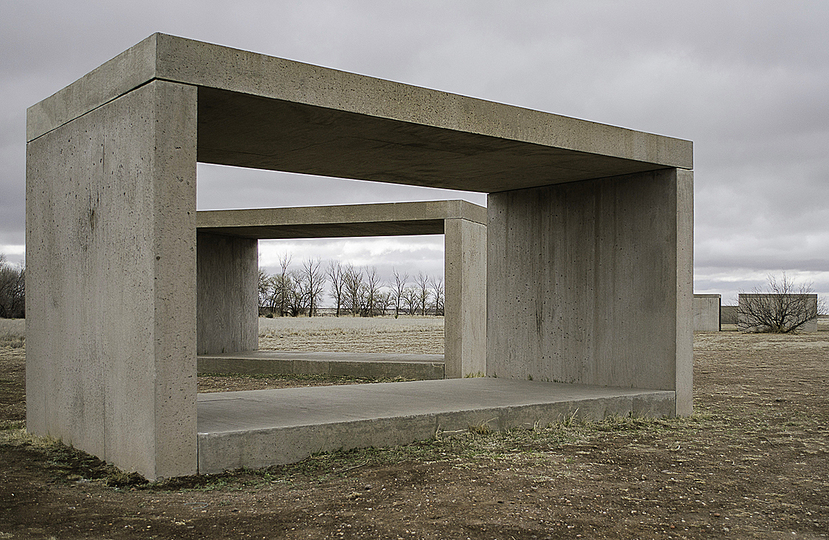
[258,255,444,317]
[0,254,25,319]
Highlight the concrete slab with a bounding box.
[197,378,675,473]
[198,351,445,380]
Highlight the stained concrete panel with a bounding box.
[26,80,198,480]
[693,294,721,332]
[487,169,693,416]
[197,233,258,354]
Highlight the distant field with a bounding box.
[258,315,444,354]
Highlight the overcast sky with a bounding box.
[2,1,828,304]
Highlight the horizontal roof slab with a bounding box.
[29,33,693,193]
[196,200,486,239]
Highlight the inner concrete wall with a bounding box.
[26,80,199,479]
[693,294,721,332]
[197,233,258,354]
[444,216,487,378]
[487,169,693,416]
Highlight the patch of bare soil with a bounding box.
[2,328,828,539]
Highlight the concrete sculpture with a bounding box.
[27,34,693,479]
[196,200,487,378]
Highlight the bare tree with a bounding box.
[343,264,364,316]
[276,253,292,316]
[285,269,306,317]
[430,275,445,316]
[391,268,408,318]
[737,273,823,333]
[402,286,420,315]
[327,261,346,316]
[360,266,383,317]
[301,258,326,317]
[415,272,431,316]
[0,255,25,319]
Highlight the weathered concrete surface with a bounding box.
[197,233,258,354]
[487,169,694,416]
[197,379,675,474]
[198,351,445,380]
[26,80,198,480]
[29,34,692,194]
[738,293,819,332]
[197,201,486,377]
[693,294,721,332]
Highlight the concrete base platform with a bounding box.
[198,351,445,380]
[197,378,675,474]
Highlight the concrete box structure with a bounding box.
[693,294,721,332]
[737,293,819,332]
[26,34,693,479]
[196,200,487,378]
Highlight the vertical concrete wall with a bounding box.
[693,294,721,332]
[26,80,198,480]
[444,217,487,378]
[486,169,694,416]
[720,305,738,325]
[197,233,259,354]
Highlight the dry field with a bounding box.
[1,317,828,539]
[258,315,445,354]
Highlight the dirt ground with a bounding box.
[1,319,828,539]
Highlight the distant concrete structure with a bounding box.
[721,305,739,325]
[693,294,721,332]
[737,293,819,332]
[26,34,693,479]
[196,200,487,378]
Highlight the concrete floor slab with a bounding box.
[198,351,445,380]
[197,378,675,474]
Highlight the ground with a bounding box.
[1,318,827,539]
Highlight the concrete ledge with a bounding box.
[197,378,675,473]
[198,351,445,380]
[197,200,486,239]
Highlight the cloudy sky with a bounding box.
[2,1,827,305]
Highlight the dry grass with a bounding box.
[258,315,444,354]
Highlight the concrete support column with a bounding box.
[486,169,694,416]
[197,233,259,354]
[444,217,487,378]
[26,80,199,479]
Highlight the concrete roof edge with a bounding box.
[26,33,161,142]
[155,33,691,169]
[196,200,486,229]
[28,33,692,170]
